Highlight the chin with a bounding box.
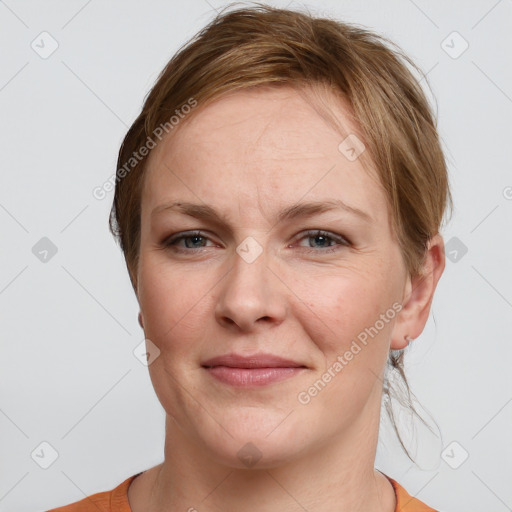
[193,409,310,470]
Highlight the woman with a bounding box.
[49,3,451,511]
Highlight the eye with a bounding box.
[163,231,217,252]
[162,229,351,255]
[294,230,351,254]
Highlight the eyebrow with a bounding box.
[151,199,373,224]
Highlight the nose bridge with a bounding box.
[215,238,285,329]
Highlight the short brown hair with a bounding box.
[109,2,453,460]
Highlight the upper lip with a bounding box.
[202,353,306,369]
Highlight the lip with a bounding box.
[204,367,306,386]
[201,353,308,387]
[201,352,306,369]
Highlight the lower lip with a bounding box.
[204,366,306,386]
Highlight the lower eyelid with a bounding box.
[163,231,350,251]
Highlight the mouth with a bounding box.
[203,366,307,386]
[201,352,308,387]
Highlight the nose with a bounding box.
[214,245,287,332]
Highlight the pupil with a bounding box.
[313,235,327,247]
[187,236,203,248]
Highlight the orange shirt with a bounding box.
[47,472,437,511]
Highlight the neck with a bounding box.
[139,393,396,512]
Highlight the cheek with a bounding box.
[138,256,216,350]
[294,267,395,365]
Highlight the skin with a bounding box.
[127,85,445,512]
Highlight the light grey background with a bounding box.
[1,0,511,510]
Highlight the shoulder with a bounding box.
[387,476,438,512]
[47,473,141,512]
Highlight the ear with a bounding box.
[390,233,446,350]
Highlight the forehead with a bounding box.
[142,86,388,227]
[156,86,363,161]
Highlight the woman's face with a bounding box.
[136,86,412,468]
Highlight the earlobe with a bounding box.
[390,234,445,350]
[391,334,413,350]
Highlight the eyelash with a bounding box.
[163,230,351,255]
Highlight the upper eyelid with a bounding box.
[165,230,217,243]
[293,230,348,245]
[165,230,349,247]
